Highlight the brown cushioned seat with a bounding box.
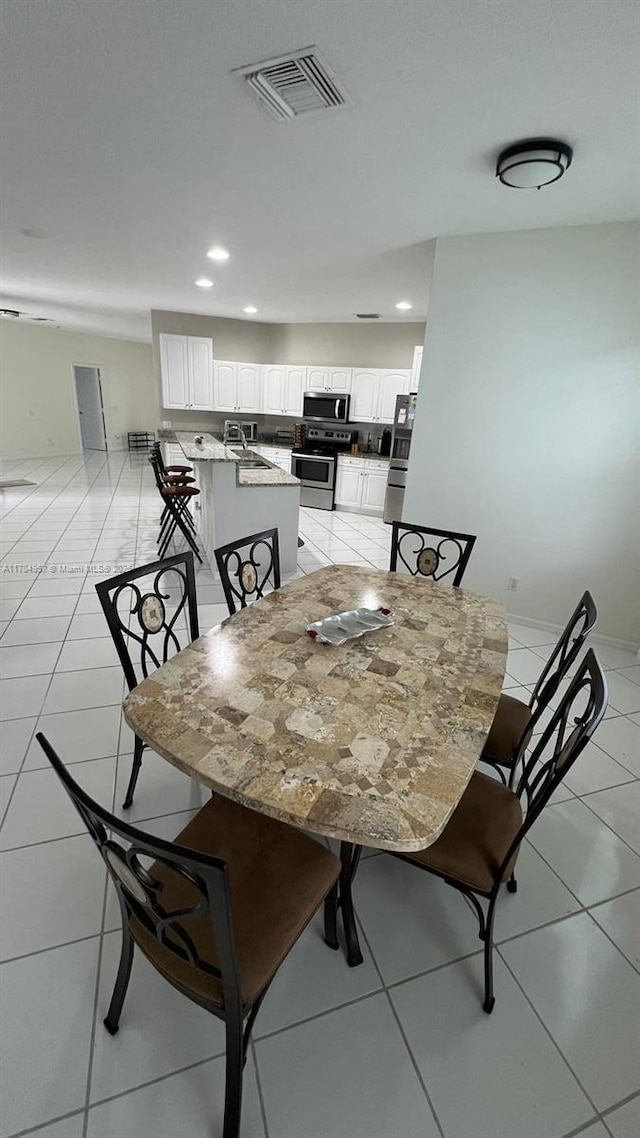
[129,795,340,1010]
[162,484,200,497]
[164,464,193,473]
[404,771,523,893]
[481,693,532,768]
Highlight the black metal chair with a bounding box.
[36,734,340,1138]
[382,649,607,1013]
[151,440,193,477]
[214,528,281,617]
[481,590,597,787]
[389,522,476,586]
[95,552,200,809]
[149,452,202,564]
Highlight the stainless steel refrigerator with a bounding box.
[383,392,418,523]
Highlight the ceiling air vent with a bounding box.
[354,313,381,320]
[233,46,348,122]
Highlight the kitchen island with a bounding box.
[173,432,300,574]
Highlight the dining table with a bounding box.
[123,563,508,967]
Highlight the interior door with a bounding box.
[160,334,189,408]
[188,337,213,410]
[74,366,106,450]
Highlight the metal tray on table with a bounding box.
[306,607,394,646]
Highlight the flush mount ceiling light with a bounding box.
[243,305,258,314]
[195,277,214,288]
[207,246,230,261]
[395,301,413,311]
[496,138,573,189]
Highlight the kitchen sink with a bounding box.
[229,448,270,468]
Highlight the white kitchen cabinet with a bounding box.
[351,369,411,424]
[307,367,352,393]
[335,459,365,509]
[160,334,213,411]
[213,362,237,413]
[351,371,379,423]
[361,464,388,511]
[213,361,261,414]
[262,366,305,416]
[255,445,291,473]
[378,370,412,422]
[262,366,285,415]
[284,367,305,415]
[236,363,261,412]
[188,339,215,410]
[335,457,389,514]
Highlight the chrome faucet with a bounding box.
[236,426,248,450]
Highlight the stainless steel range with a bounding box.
[292,428,354,510]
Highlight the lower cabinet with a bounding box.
[255,446,291,473]
[335,458,388,514]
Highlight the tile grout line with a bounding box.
[353,914,447,1138]
[496,944,601,1116]
[1,454,135,834]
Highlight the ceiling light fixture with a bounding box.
[243,305,258,315]
[496,137,573,189]
[195,277,214,288]
[395,301,413,311]
[207,246,230,261]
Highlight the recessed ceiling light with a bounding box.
[207,246,230,261]
[195,277,214,288]
[243,305,258,314]
[395,301,412,311]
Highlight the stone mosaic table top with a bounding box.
[123,565,507,851]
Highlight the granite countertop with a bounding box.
[174,432,299,487]
[340,451,390,463]
[123,564,508,852]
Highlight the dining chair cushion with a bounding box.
[403,771,523,893]
[128,795,340,1010]
[481,693,532,768]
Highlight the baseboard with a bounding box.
[507,611,640,656]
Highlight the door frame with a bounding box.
[72,363,108,451]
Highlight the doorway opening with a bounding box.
[73,365,107,451]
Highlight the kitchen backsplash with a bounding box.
[160,411,387,452]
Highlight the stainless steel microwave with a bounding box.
[302,391,350,424]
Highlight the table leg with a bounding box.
[323,841,363,967]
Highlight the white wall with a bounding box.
[0,321,157,456]
[405,222,640,645]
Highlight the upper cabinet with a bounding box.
[378,370,412,422]
[263,365,306,416]
[307,367,352,393]
[351,369,411,424]
[160,334,213,411]
[213,361,260,414]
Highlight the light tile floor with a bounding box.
[1,451,639,1138]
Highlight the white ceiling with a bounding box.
[1,0,638,342]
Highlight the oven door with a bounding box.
[292,452,336,489]
[302,393,350,423]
